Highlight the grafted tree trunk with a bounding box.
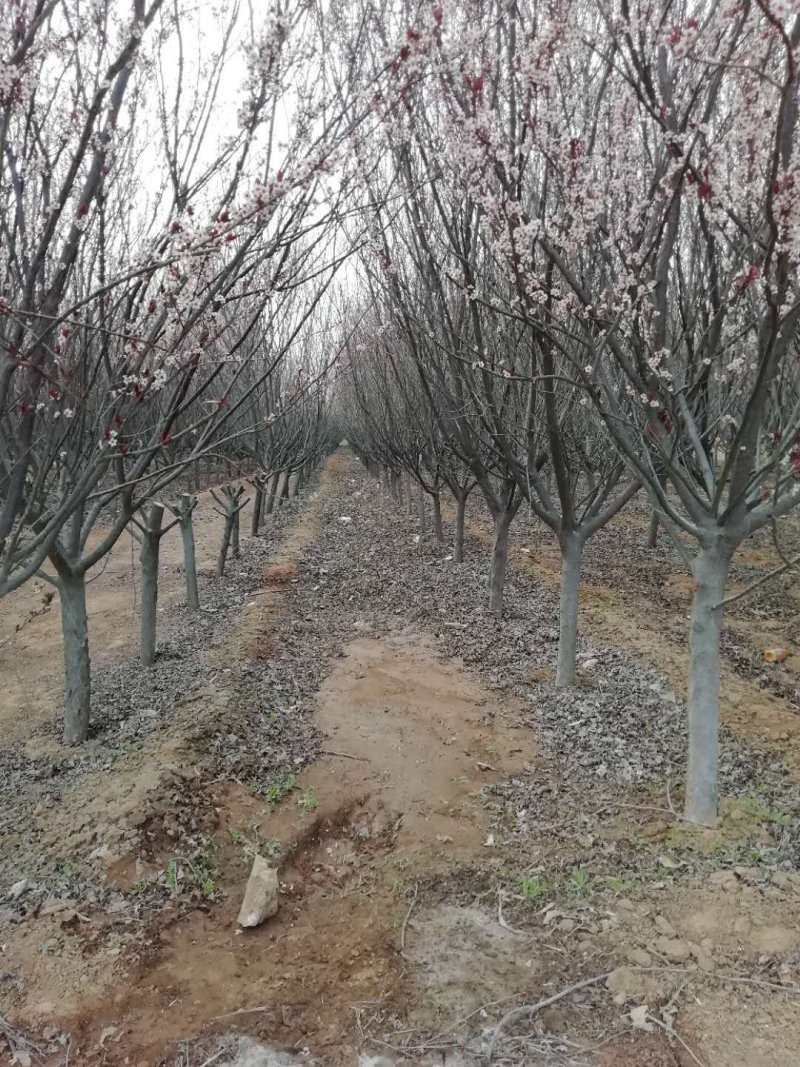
[213,484,248,577]
[289,472,299,498]
[684,543,731,826]
[556,533,583,686]
[140,503,165,667]
[432,492,444,543]
[264,471,280,516]
[416,481,427,537]
[647,509,659,548]
[392,471,404,506]
[231,509,241,558]
[57,568,91,745]
[251,482,264,537]
[168,494,199,611]
[488,509,513,616]
[453,494,467,563]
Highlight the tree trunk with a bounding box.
[251,486,263,536]
[289,472,299,498]
[453,494,467,563]
[647,509,659,548]
[432,492,444,543]
[180,514,199,611]
[59,569,91,744]
[218,516,234,576]
[684,544,730,826]
[231,509,240,558]
[488,510,512,616]
[416,482,427,537]
[264,471,280,516]
[140,504,164,667]
[556,533,583,686]
[277,470,290,506]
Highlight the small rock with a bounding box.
[577,939,598,954]
[539,1006,567,1032]
[653,936,691,963]
[654,914,676,937]
[39,899,77,918]
[8,879,28,901]
[709,869,736,887]
[238,856,279,928]
[626,947,653,967]
[605,966,642,1004]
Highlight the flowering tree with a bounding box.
[0,0,377,742]
[412,0,800,824]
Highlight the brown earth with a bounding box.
[2,456,800,1066]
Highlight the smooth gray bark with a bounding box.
[58,569,91,745]
[556,534,583,686]
[488,510,512,616]
[453,495,467,563]
[140,503,164,667]
[181,516,199,611]
[168,494,199,611]
[684,543,730,826]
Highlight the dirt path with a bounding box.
[60,631,538,1064]
[3,454,800,1067]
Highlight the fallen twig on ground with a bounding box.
[399,880,419,959]
[488,973,611,1061]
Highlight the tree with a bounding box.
[0,0,379,742]
[421,0,800,822]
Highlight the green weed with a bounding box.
[260,771,297,804]
[517,875,548,900]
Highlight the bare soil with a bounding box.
[2,454,800,1067]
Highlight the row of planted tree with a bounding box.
[325,0,800,833]
[2,1,800,833]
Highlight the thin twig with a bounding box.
[497,888,528,935]
[399,881,419,959]
[321,749,370,763]
[210,1004,269,1021]
[196,1052,226,1067]
[488,973,610,1061]
[648,1013,708,1067]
